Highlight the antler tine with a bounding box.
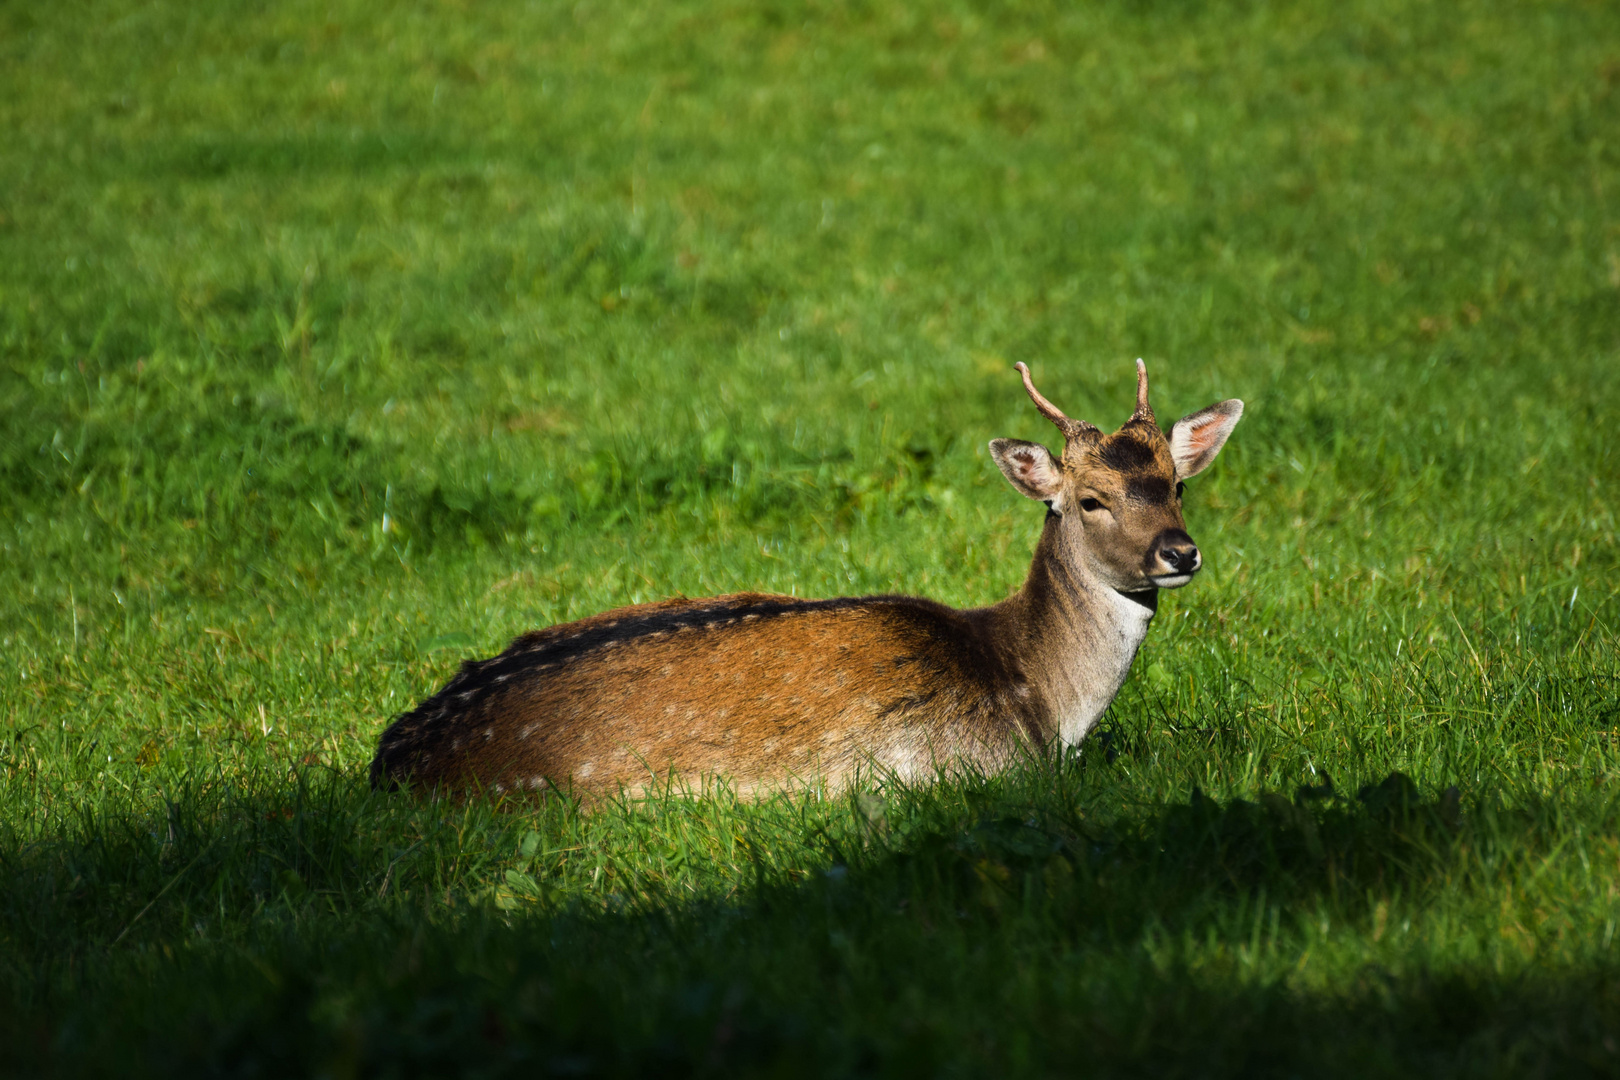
[1015,362,1097,440]
[1131,358,1155,423]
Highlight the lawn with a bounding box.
[2,0,1619,1074]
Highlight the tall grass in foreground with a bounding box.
[2,0,1619,1073]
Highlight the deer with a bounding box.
[370,361,1243,800]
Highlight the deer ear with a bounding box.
[1168,399,1244,480]
[989,439,1064,503]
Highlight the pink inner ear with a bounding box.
[1170,400,1242,479]
[1183,418,1224,453]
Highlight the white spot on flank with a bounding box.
[577,762,595,778]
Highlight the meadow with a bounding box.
[2,0,1619,1074]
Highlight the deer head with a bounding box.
[989,360,1243,594]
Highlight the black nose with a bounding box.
[1162,544,1199,572]
[1152,530,1200,574]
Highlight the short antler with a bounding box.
[1014,362,1099,441]
[1130,358,1155,424]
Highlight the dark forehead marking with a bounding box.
[1125,475,1174,504]
[1097,435,1160,472]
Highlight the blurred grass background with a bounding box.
[2,0,1619,1074]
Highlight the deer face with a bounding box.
[990,362,1243,594]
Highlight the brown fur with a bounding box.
[372,592,1040,797]
[371,363,1243,800]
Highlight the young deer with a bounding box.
[371,362,1242,799]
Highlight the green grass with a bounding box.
[3,0,1619,1074]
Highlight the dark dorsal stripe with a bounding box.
[508,594,886,675]
[380,594,939,746]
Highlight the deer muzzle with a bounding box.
[1145,529,1201,587]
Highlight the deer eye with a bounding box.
[1079,498,1104,513]
[1175,481,1185,499]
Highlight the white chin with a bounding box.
[1148,574,1194,589]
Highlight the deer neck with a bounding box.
[987,514,1158,746]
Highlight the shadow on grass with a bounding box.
[2,763,1618,1077]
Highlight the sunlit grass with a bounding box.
[2,0,1618,1073]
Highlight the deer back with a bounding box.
[371,592,1043,797]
